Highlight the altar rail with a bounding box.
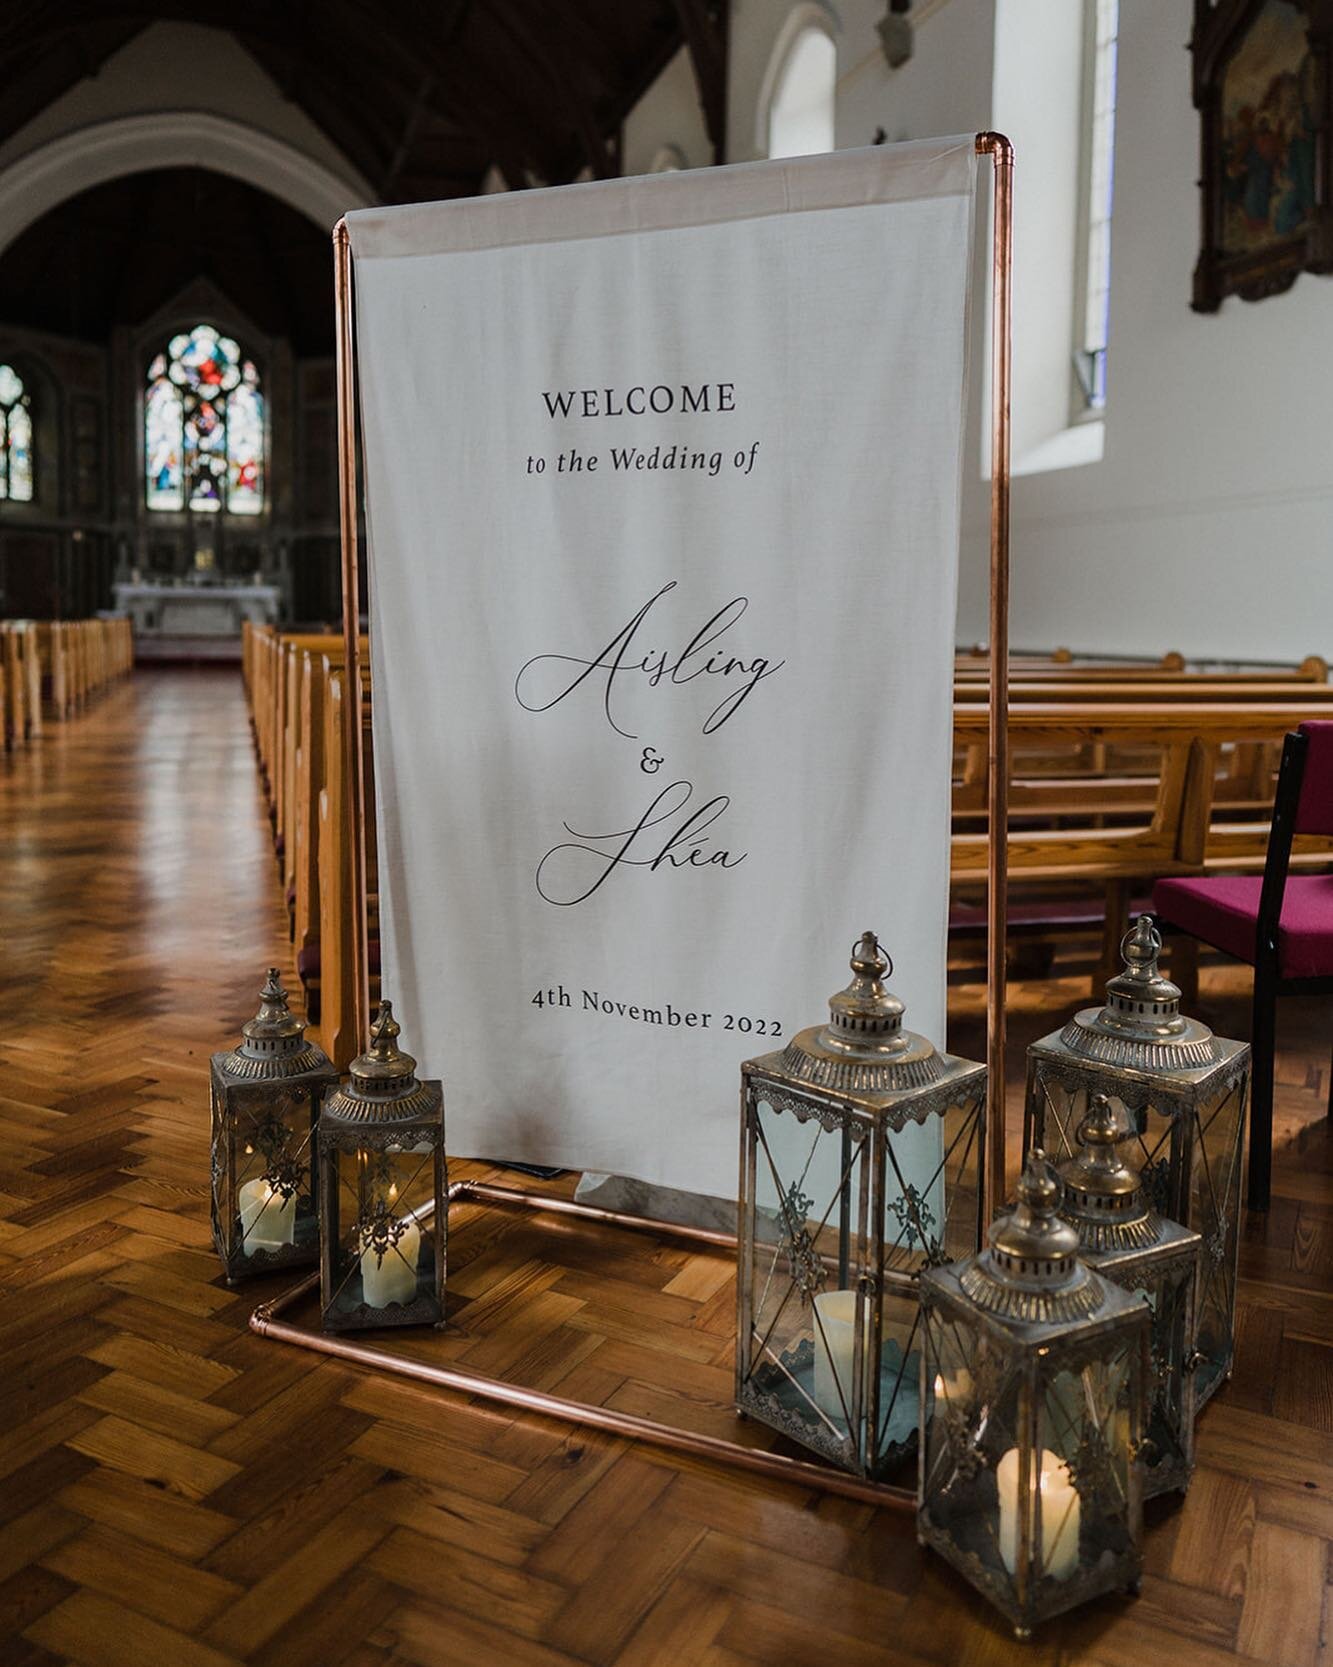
[0,618,132,748]
[243,625,1333,1055]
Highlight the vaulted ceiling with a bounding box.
[0,4,727,352]
[0,170,336,353]
[0,3,726,199]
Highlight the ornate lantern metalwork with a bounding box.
[210,968,338,1282]
[1055,1095,1202,1498]
[918,1153,1149,1639]
[1025,916,1249,1407]
[735,931,987,1480]
[318,1001,446,1331]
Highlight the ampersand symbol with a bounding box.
[640,747,664,774]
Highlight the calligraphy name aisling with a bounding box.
[513,580,784,739]
[535,779,746,907]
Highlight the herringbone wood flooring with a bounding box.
[1,667,1330,1667]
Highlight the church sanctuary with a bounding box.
[4,1,1333,1663]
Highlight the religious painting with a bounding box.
[1191,0,1333,309]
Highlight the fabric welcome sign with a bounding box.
[348,138,977,1201]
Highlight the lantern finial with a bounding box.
[242,968,304,1043]
[348,999,419,1092]
[1104,915,1181,1019]
[1058,1095,1157,1251]
[1057,914,1217,1069]
[960,1150,1100,1322]
[223,965,325,1078]
[851,930,890,980]
[818,929,908,1057]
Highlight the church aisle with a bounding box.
[0,667,1330,1667]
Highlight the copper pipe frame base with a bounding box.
[250,1179,914,1510]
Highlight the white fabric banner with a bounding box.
[349,138,977,1201]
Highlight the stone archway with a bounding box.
[0,111,372,256]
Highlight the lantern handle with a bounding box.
[849,934,892,982]
[1120,914,1162,968]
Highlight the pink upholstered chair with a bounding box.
[1153,721,1333,1212]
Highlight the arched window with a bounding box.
[767,24,837,160]
[1075,0,1119,412]
[0,363,33,503]
[145,324,264,515]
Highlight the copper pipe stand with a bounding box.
[250,1178,914,1510]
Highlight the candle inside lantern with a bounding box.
[237,1177,296,1255]
[996,1447,1080,1581]
[933,1367,974,1407]
[812,1289,873,1419]
[359,1217,421,1307]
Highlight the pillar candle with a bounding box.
[360,1219,421,1307]
[996,1447,1080,1581]
[238,1177,296,1255]
[932,1367,974,1407]
[812,1289,872,1419]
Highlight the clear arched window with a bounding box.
[0,363,33,503]
[145,324,264,515]
[768,25,837,160]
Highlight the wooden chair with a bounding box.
[1153,721,1333,1212]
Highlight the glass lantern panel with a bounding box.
[884,1095,983,1279]
[921,1305,1029,1587]
[1189,1080,1244,1404]
[874,1283,924,1468]
[746,1097,871,1451]
[232,1089,317,1260]
[1039,1337,1135,1579]
[1138,1269,1190,1480]
[327,1140,436,1317]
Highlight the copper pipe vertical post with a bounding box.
[975,134,1014,1219]
[333,218,371,1053]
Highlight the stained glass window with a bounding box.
[0,363,33,503]
[145,324,264,515]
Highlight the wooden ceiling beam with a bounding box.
[0,1,693,202]
[671,0,728,163]
[487,0,616,180]
[380,74,439,201]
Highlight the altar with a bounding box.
[113,581,281,661]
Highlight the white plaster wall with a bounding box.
[621,48,712,176]
[708,0,1332,662]
[959,0,1333,660]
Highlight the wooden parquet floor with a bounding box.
[1,667,1331,1667]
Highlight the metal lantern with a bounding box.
[1056,1096,1202,1498]
[918,1153,1149,1640]
[318,1001,446,1331]
[735,931,987,1480]
[1025,916,1250,1407]
[210,968,338,1283]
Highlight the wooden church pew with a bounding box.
[313,658,379,1068]
[950,698,1333,979]
[954,650,1327,683]
[2,624,28,746]
[263,639,1333,1044]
